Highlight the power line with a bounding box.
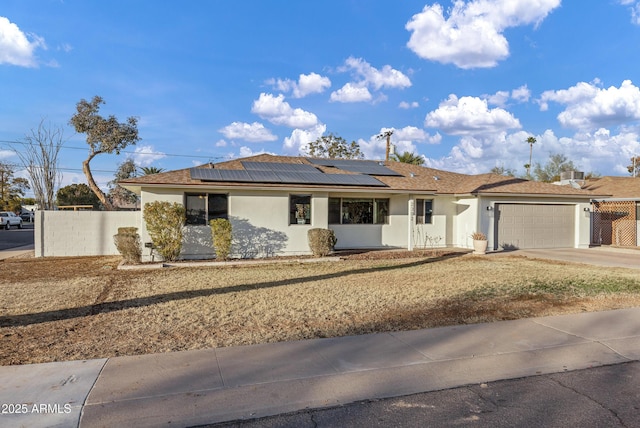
[0,139,227,161]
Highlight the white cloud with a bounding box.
[540,80,640,130]
[131,145,166,167]
[219,121,277,142]
[511,84,531,102]
[341,56,412,90]
[359,126,441,159]
[485,91,511,107]
[425,94,521,135]
[330,83,372,103]
[421,126,640,176]
[215,139,227,147]
[0,149,14,160]
[406,0,560,69]
[282,123,327,155]
[619,1,640,24]
[238,146,271,158]
[0,16,46,67]
[251,93,318,128]
[485,85,531,107]
[399,101,420,109]
[267,72,331,98]
[331,57,411,103]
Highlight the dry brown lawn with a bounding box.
[1,250,640,366]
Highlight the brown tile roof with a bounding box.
[582,176,640,198]
[120,154,601,197]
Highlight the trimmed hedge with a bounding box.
[307,228,337,257]
[210,218,232,260]
[143,201,185,262]
[113,227,141,264]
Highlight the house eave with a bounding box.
[465,192,598,199]
[592,197,640,202]
[124,182,437,195]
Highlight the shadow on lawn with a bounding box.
[0,252,465,328]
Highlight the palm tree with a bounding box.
[139,166,165,175]
[525,136,536,177]
[391,151,424,166]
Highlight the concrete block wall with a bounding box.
[35,211,141,257]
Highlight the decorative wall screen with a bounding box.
[591,201,637,246]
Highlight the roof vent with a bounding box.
[433,176,440,181]
[560,171,584,181]
[555,170,585,187]
[410,172,416,178]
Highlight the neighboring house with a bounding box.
[120,154,603,261]
[582,176,640,247]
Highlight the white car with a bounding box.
[0,212,23,230]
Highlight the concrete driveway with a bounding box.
[489,247,640,270]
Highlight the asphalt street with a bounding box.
[0,223,34,251]
[211,362,640,428]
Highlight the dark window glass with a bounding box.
[375,199,389,224]
[415,199,433,224]
[186,193,228,225]
[328,198,341,224]
[290,195,311,225]
[186,194,206,225]
[342,199,373,224]
[416,199,424,224]
[424,199,433,224]
[208,194,228,220]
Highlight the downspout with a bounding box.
[408,197,415,251]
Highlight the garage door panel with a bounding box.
[497,204,574,249]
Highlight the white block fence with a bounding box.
[34,211,141,257]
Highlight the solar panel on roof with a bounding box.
[305,158,401,176]
[190,168,222,181]
[218,170,253,182]
[189,165,387,186]
[242,161,319,173]
[247,170,281,183]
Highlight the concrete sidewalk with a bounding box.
[0,244,34,260]
[0,308,638,428]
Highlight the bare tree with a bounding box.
[69,96,140,211]
[15,120,64,210]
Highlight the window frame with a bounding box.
[184,192,228,225]
[416,198,434,224]
[328,197,390,225]
[289,194,311,225]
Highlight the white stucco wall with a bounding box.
[329,193,408,249]
[411,195,457,249]
[35,210,140,257]
[453,197,479,249]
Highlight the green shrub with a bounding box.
[143,201,185,262]
[113,227,141,264]
[210,218,232,260]
[307,228,337,257]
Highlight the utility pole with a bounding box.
[377,130,394,162]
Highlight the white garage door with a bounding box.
[496,204,575,249]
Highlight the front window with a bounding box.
[290,194,311,225]
[416,199,433,224]
[329,198,389,224]
[185,193,228,225]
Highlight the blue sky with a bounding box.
[2,1,640,193]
